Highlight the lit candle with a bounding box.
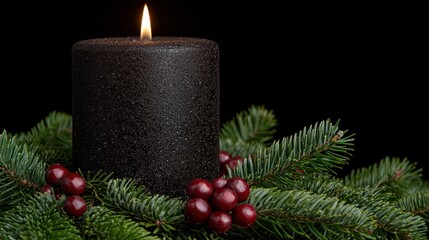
[72,4,219,198]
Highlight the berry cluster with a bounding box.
[185,177,257,234]
[42,163,87,217]
[218,151,243,176]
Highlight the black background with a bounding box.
[1,1,427,178]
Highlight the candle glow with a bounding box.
[141,4,152,40]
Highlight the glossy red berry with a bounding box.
[211,177,228,191]
[219,151,231,165]
[226,177,250,202]
[64,195,87,217]
[219,151,232,175]
[232,204,257,228]
[45,163,69,186]
[61,172,86,195]
[208,211,232,234]
[41,185,53,194]
[185,198,212,225]
[226,156,244,171]
[186,178,213,200]
[212,188,238,212]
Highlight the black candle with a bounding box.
[72,36,219,198]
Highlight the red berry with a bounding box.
[45,163,69,186]
[41,185,53,194]
[186,179,213,200]
[185,198,212,225]
[226,177,250,202]
[226,156,244,171]
[219,151,232,175]
[212,188,238,212]
[219,151,231,165]
[64,195,87,217]
[232,204,257,228]
[208,211,232,234]
[61,172,86,195]
[211,177,228,191]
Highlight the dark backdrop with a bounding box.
[1,1,427,178]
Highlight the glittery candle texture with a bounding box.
[72,37,219,198]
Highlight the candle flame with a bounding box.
[141,4,152,40]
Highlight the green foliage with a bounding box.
[292,175,428,239]
[105,179,185,233]
[395,189,429,221]
[244,187,377,239]
[0,131,46,211]
[1,108,429,239]
[82,206,159,239]
[16,111,72,165]
[343,157,423,198]
[226,119,354,187]
[79,170,114,205]
[0,193,81,239]
[220,105,277,157]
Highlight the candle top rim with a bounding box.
[73,36,218,49]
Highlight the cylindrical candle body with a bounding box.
[72,37,219,198]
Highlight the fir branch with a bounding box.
[0,131,46,211]
[226,120,353,187]
[105,179,185,233]
[343,157,423,198]
[293,175,428,239]
[395,189,429,221]
[159,228,222,240]
[220,105,277,157]
[81,206,159,239]
[243,188,376,239]
[15,111,72,165]
[0,193,81,239]
[219,140,265,160]
[79,170,114,206]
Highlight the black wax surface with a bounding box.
[72,37,219,198]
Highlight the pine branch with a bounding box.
[79,170,113,206]
[293,175,428,239]
[105,179,185,233]
[395,189,429,221]
[0,193,81,239]
[220,105,277,157]
[343,157,423,198]
[159,228,222,240]
[226,120,353,187]
[0,131,46,211]
[81,206,159,239]
[243,188,376,239]
[15,111,72,165]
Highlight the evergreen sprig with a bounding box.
[226,119,354,187]
[0,193,81,239]
[16,111,72,165]
[395,189,429,221]
[244,188,376,239]
[81,206,159,239]
[220,105,277,157]
[293,175,428,239]
[79,170,114,205]
[105,179,185,233]
[0,131,46,211]
[343,157,423,198]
